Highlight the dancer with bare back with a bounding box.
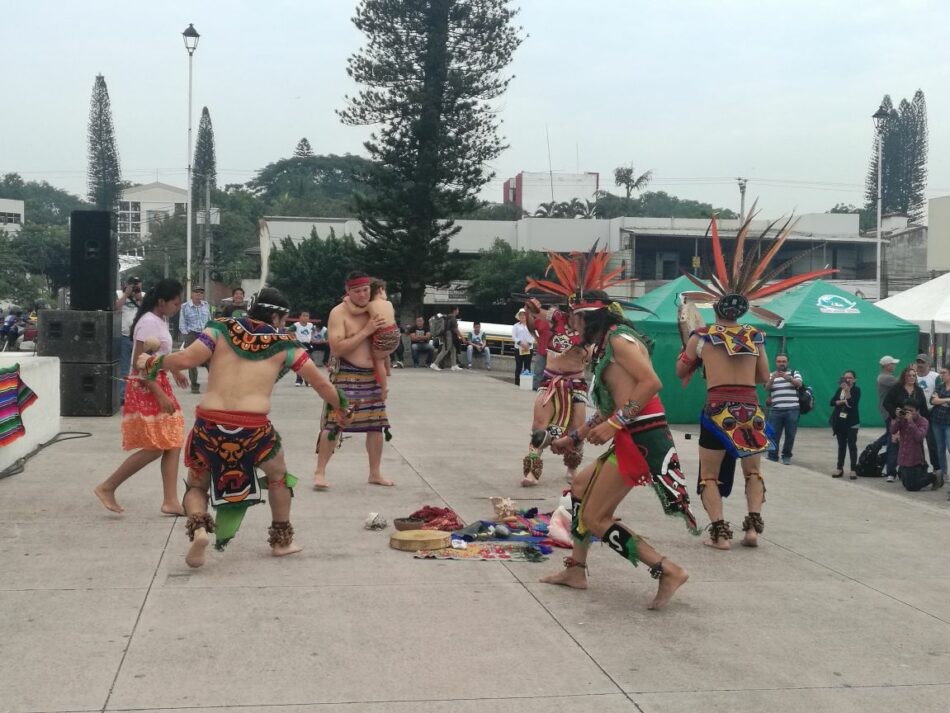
[137,287,348,568]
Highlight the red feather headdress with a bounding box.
[524,241,638,312]
[683,205,838,325]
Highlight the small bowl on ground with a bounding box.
[393,517,425,532]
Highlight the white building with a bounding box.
[0,198,25,234]
[264,211,882,302]
[117,182,187,245]
[502,171,600,215]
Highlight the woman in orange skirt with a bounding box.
[95,279,188,514]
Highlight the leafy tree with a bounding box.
[294,138,314,158]
[192,107,217,199]
[0,234,40,305]
[614,165,652,199]
[87,74,122,210]
[10,224,71,295]
[593,190,737,220]
[466,239,548,312]
[865,90,928,223]
[268,229,363,318]
[248,153,373,216]
[339,0,523,316]
[0,173,89,226]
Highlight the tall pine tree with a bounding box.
[192,106,217,200]
[339,0,522,314]
[86,74,122,210]
[865,90,928,223]
[294,138,314,158]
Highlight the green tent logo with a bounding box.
[817,294,859,314]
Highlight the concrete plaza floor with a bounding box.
[2,366,950,713]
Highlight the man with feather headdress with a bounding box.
[531,244,699,609]
[675,211,835,549]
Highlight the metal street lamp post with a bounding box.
[872,103,888,300]
[182,23,200,295]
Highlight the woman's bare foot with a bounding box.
[539,564,588,589]
[185,529,209,568]
[368,476,394,486]
[521,475,539,487]
[312,473,330,491]
[703,537,731,550]
[161,503,185,516]
[94,485,123,513]
[647,561,688,610]
[271,543,303,557]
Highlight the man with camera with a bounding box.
[115,276,144,403]
[765,353,802,465]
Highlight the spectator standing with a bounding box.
[115,276,143,403]
[310,319,330,365]
[829,370,860,479]
[873,355,901,479]
[219,288,248,319]
[891,400,944,491]
[178,285,211,394]
[915,353,941,468]
[431,306,462,372]
[466,321,491,369]
[290,311,316,386]
[883,366,929,482]
[532,314,549,390]
[765,353,802,464]
[409,317,434,367]
[928,365,950,492]
[512,308,534,386]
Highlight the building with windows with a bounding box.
[502,171,600,216]
[0,198,24,234]
[117,182,187,246]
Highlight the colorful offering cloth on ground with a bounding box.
[121,371,184,450]
[414,544,548,562]
[409,505,464,531]
[322,359,390,437]
[0,364,37,447]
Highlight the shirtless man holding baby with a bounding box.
[313,272,395,490]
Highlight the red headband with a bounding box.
[345,277,371,289]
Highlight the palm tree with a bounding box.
[614,165,653,199]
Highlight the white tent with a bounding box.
[876,271,950,332]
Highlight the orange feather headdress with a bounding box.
[524,241,645,314]
[682,206,838,325]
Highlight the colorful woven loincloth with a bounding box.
[0,363,37,447]
[185,408,286,549]
[321,358,390,439]
[700,384,774,458]
[371,324,401,354]
[121,371,184,450]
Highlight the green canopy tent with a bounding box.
[626,277,919,427]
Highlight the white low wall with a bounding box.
[0,355,61,475]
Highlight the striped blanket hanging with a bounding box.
[0,363,38,447]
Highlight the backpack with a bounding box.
[854,442,886,478]
[797,384,815,415]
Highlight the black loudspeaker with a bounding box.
[60,362,119,417]
[37,310,121,364]
[70,210,116,311]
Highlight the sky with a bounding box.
[3,0,950,218]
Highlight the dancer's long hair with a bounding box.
[579,290,653,355]
[130,279,182,339]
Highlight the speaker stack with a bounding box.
[37,210,121,416]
